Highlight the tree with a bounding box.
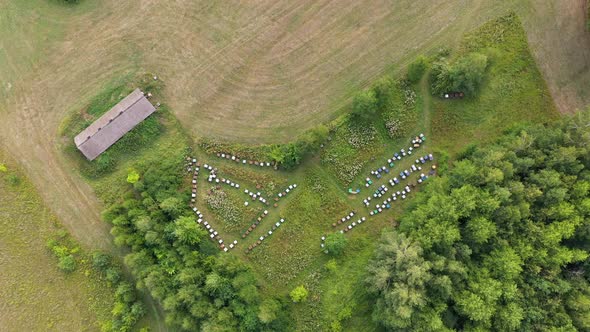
[298,125,329,153]
[104,157,265,331]
[407,55,429,83]
[351,90,378,122]
[324,232,347,255]
[268,143,303,170]
[267,125,328,169]
[366,232,439,330]
[172,216,203,246]
[268,146,285,165]
[159,196,184,219]
[290,285,308,303]
[430,52,488,97]
[372,77,395,112]
[325,259,338,273]
[258,299,281,324]
[106,267,122,284]
[448,53,488,96]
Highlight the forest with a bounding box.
[103,158,290,331]
[366,112,590,331]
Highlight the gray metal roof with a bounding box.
[74,88,156,160]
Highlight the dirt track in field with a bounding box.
[0,0,588,263]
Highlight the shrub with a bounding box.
[92,251,111,270]
[258,299,281,324]
[47,239,78,273]
[105,267,122,284]
[271,143,302,170]
[58,255,77,272]
[290,285,309,303]
[0,163,7,172]
[93,153,116,176]
[407,55,429,83]
[430,61,453,96]
[337,305,353,321]
[325,259,338,273]
[267,125,329,170]
[126,169,140,184]
[330,320,342,332]
[324,233,347,256]
[6,174,21,186]
[298,125,329,153]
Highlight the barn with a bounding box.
[74,88,156,160]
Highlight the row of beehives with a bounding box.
[186,157,239,252]
[364,134,426,187]
[215,152,275,169]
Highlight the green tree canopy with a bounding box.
[367,111,590,331]
[103,158,275,331]
[351,90,378,122]
[431,52,488,97]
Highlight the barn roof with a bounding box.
[74,88,156,160]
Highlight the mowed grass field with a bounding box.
[0,0,587,255]
[0,151,114,332]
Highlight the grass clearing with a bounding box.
[0,150,115,331]
[430,14,559,155]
